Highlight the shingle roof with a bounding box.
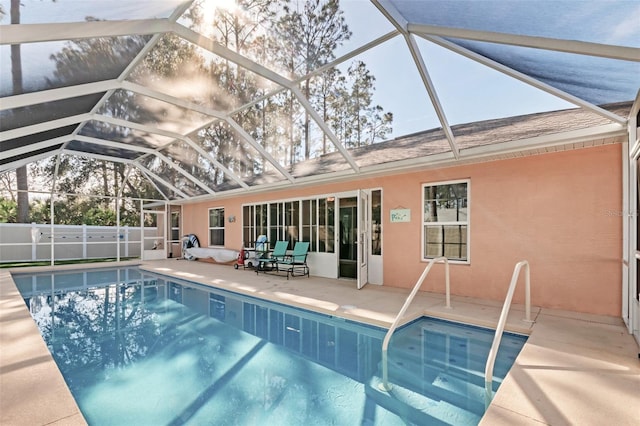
[292,101,632,178]
[214,101,630,193]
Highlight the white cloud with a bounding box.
[609,5,640,45]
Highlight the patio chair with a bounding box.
[255,240,289,273]
[277,241,310,279]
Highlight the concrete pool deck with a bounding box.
[1,259,638,425]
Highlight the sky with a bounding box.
[1,0,637,140]
[334,2,575,135]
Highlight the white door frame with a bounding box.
[357,189,369,289]
[630,148,639,345]
[142,209,166,261]
[168,204,182,259]
[624,98,639,346]
[334,189,373,287]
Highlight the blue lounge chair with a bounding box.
[256,240,289,273]
[277,241,310,279]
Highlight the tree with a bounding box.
[344,61,392,147]
[0,198,17,223]
[0,172,17,201]
[43,30,162,202]
[12,0,394,203]
[365,106,393,144]
[204,0,285,174]
[32,285,161,386]
[10,0,29,223]
[313,68,346,154]
[274,0,351,160]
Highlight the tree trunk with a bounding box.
[12,0,29,223]
[102,161,109,195]
[16,167,28,222]
[322,93,328,154]
[304,80,310,160]
[113,163,120,197]
[289,94,295,166]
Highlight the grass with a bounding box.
[0,257,139,268]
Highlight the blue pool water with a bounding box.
[13,267,526,425]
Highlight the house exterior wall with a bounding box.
[182,143,622,317]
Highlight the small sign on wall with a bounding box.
[390,208,411,223]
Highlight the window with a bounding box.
[170,210,180,241]
[302,200,314,251]
[242,196,334,253]
[208,207,225,246]
[242,205,253,247]
[243,204,267,247]
[285,201,300,247]
[422,180,469,261]
[270,202,283,247]
[318,197,335,253]
[371,189,382,255]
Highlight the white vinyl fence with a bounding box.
[0,222,159,263]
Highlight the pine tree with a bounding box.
[273,0,351,161]
[10,0,29,223]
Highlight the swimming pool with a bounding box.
[13,267,526,425]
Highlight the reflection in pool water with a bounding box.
[14,267,526,425]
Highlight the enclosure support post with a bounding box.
[31,222,37,261]
[49,193,55,266]
[82,224,87,259]
[124,226,129,258]
[50,153,62,266]
[140,199,144,259]
[116,195,121,262]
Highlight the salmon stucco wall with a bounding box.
[182,144,622,317]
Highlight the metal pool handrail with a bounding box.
[378,256,450,391]
[484,260,533,409]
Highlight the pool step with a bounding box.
[365,377,448,426]
[373,347,494,422]
[387,331,503,391]
[365,375,483,426]
[387,363,485,413]
[387,352,502,392]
